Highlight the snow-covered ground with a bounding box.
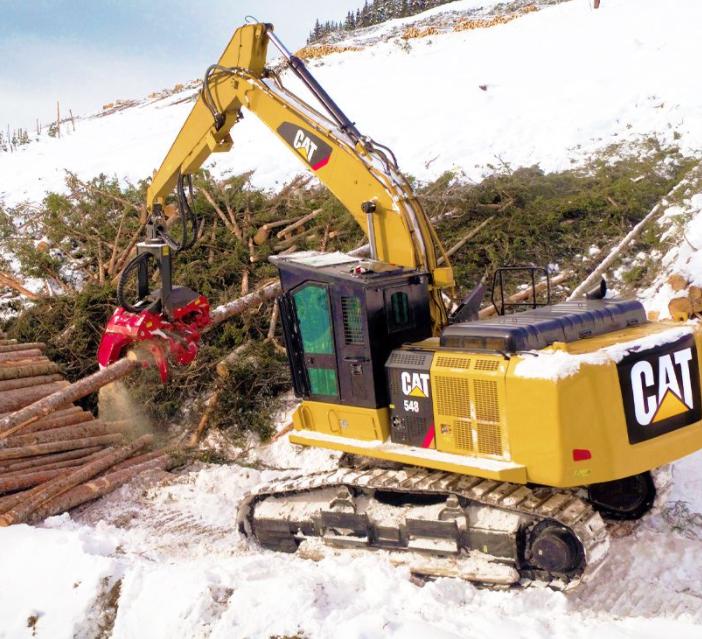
[3,1,702,637]
[1,0,701,206]
[3,439,702,639]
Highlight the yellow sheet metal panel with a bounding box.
[431,352,509,460]
[505,363,593,487]
[292,400,390,441]
[288,430,527,483]
[506,325,702,487]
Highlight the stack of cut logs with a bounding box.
[665,274,702,321]
[0,333,175,527]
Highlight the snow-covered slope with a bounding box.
[1,0,701,206]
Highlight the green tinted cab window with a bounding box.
[293,284,334,354]
[307,368,337,396]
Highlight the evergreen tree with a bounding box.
[359,0,373,27]
[344,11,356,30]
[306,0,457,43]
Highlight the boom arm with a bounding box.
[147,22,453,332]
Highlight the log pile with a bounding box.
[453,5,539,34]
[0,333,176,526]
[666,274,702,321]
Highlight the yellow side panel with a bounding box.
[431,352,509,460]
[292,400,390,442]
[289,429,527,482]
[506,324,702,487]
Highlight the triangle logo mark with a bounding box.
[652,389,690,424]
[409,385,427,399]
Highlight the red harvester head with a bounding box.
[97,294,210,382]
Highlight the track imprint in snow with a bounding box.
[570,530,702,623]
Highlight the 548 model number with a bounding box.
[403,400,420,413]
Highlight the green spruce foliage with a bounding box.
[0,141,693,441]
[307,0,457,43]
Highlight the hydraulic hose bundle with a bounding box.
[116,172,198,312]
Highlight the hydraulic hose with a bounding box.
[175,173,197,252]
[116,251,161,314]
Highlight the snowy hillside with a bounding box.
[1,0,701,206]
[3,1,702,638]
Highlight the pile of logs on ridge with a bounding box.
[666,273,702,321]
[0,333,175,526]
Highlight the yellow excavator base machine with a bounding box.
[100,22,702,589]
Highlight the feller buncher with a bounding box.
[98,22,702,588]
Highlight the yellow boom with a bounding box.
[146,22,453,332]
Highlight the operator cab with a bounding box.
[271,251,431,408]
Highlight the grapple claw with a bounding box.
[97,294,210,382]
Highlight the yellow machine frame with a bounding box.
[146,22,702,493]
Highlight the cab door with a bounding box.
[291,282,339,400]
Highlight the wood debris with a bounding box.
[401,26,439,40]
[668,273,688,291]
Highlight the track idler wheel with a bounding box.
[587,472,656,521]
[525,520,584,575]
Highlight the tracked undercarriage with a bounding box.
[238,466,613,590]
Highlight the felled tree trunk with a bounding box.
[20,408,93,434]
[0,362,61,381]
[0,448,105,476]
[0,433,124,462]
[0,374,64,393]
[0,467,67,493]
[0,349,44,362]
[0,381,70,413]
[208,281,281,328]
[0,446,104,474]
[0,342,46,354]
[1,420,126,449]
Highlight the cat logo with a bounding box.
[293,129,318,163]
[618,334,701,444]
[401,371,430,399]
[276,122,332,171]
